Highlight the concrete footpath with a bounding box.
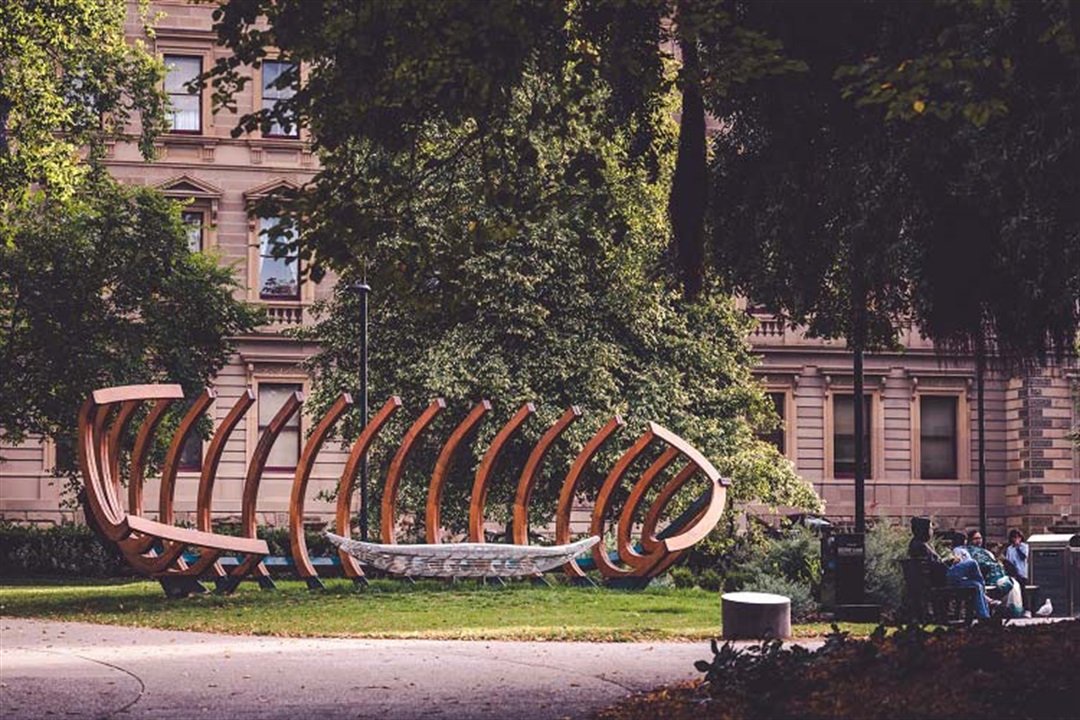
[1,618,736,720]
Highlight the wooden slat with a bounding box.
[426,400,490,544]
[556,415,624,579]
[240,389,302,581]
[469,402,535,542]
[107,400,142,515]
[512,407,581,546]
[127,515,268,554]
[129,399,174,516]
[290,393,354,580]
[335,396,403,578]
[197,390,254,532]
[616,447,680,569]
[159,388,216,525]
[92,384,184,405]
[589,428,655,578]
[380,399,445,545]
[640,463,698,553]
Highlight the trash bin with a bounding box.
[821,531,865,607]
[1028,533,1080,617]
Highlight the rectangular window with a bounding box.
[262,60,298,137]
[181,211,203,253]
[833,394,872,478]
[178,434,202,471]
[920,395,958,479]
[164,55,202,133]
[762,391,786,455]
[258,217,299,300]
[259,383,302,469]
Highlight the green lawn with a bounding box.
[0,578,876,641]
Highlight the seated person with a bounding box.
[961,530,1024,618]
[908,517,990,619]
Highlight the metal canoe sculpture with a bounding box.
[326,533,600,578]
[78,384,731,595]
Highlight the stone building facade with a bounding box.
[749,312,1079,536]
[1,1,1077,541]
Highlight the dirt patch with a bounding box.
[596,620,1080,720]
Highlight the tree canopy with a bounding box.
[0,0,260,472]
[0,0,168,203]
[709,0,1078,369]
[204,0,803,297]
[294,66,818,538]
[0,177,262,452]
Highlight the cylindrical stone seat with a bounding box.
[721,591,792,640]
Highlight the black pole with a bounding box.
[352,280,371,541]
[854,341,866,535]
[977,349,987,538]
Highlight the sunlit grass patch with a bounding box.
[0,578,877,641]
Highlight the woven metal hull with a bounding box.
[325,533,600,578]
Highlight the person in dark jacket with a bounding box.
[908,517,990,619]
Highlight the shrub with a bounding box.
[742,572,817,621]
[698,569,724,591]
[669,566,696,588]
[725,520,822,617]
[0,522,129,578]
[864,518,908,613]
[0,522,337,579]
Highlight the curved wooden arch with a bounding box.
[83,389,196,572]
[290,393,354,581]
[78,384,270,596]
[128,398,173,516]
[381,399,446,544]
[91,401,159,559]
[106,400,141,514]
[645,423,728,553]
[639,463,699,553]
[240,389,302,584]
[512,407,581,546]
[426,400,490,544]
[79,400,124,539]
[197,390,255,533]
[615,446,680,569]
[159,388,216,525]
[469,402,535,542]
[195,391,254,581]
[556,415,624,579]
[336,396,403,578]
[589,428,657,577]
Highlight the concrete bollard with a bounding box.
[721,591,792,640]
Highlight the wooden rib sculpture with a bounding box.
[78,385,269,598]
[79,385,729,594]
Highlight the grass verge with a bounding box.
[0,578,875,641]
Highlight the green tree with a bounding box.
[203,0,802,296]
[0,178,263,460]
[0,0,261,477]
[708,1,1078,534]
[0,0,168,202]
[294,68,818,539]
[837,0,1080,533]
[708,2,921,533]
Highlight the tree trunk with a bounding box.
[670,5,706,301]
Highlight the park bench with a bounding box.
[899,558,979,625]
[79,384,730,596]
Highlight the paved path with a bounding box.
[1,619,739,720]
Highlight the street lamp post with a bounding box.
[351,279,371,541]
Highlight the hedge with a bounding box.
[0,522,335,579]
